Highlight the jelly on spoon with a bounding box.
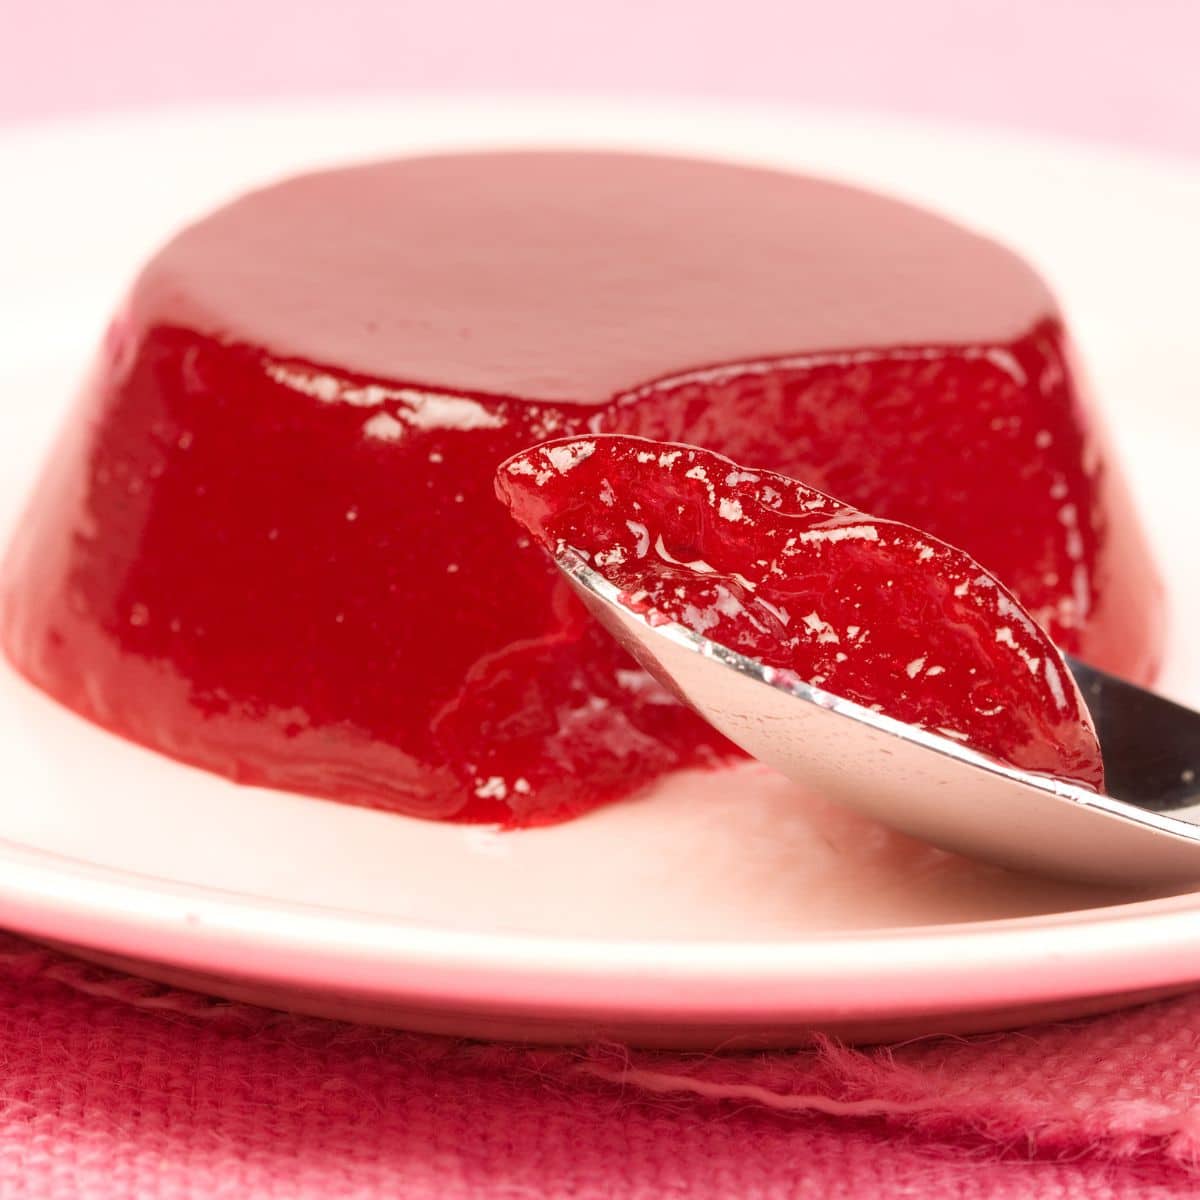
[498,435,1200,883]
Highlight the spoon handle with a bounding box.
[1067,658,1200,814]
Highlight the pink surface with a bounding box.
[1,930,1199,1197]
[3,0,1200,158]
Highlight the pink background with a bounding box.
[4,0,1200,157]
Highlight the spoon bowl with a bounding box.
[558,549,1200,885]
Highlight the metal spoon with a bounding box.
[557,549,1200,885]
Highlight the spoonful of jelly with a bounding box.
[496,434,1200,885]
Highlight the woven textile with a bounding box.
[1,931,1199,1198]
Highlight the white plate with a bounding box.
[2,98,1200,1047]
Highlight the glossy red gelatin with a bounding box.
[0,152,1161,823]
[498,436,1106,790]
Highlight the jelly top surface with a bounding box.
[133,151,1055,404]
[497,435,1106,791]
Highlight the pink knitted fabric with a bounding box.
[2,930,1200,1198]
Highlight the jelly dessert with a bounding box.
[497,435,1106,790]
[0,151,1160,823]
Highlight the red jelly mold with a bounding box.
[498,436,1106,791]
[0,152,1160,823]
